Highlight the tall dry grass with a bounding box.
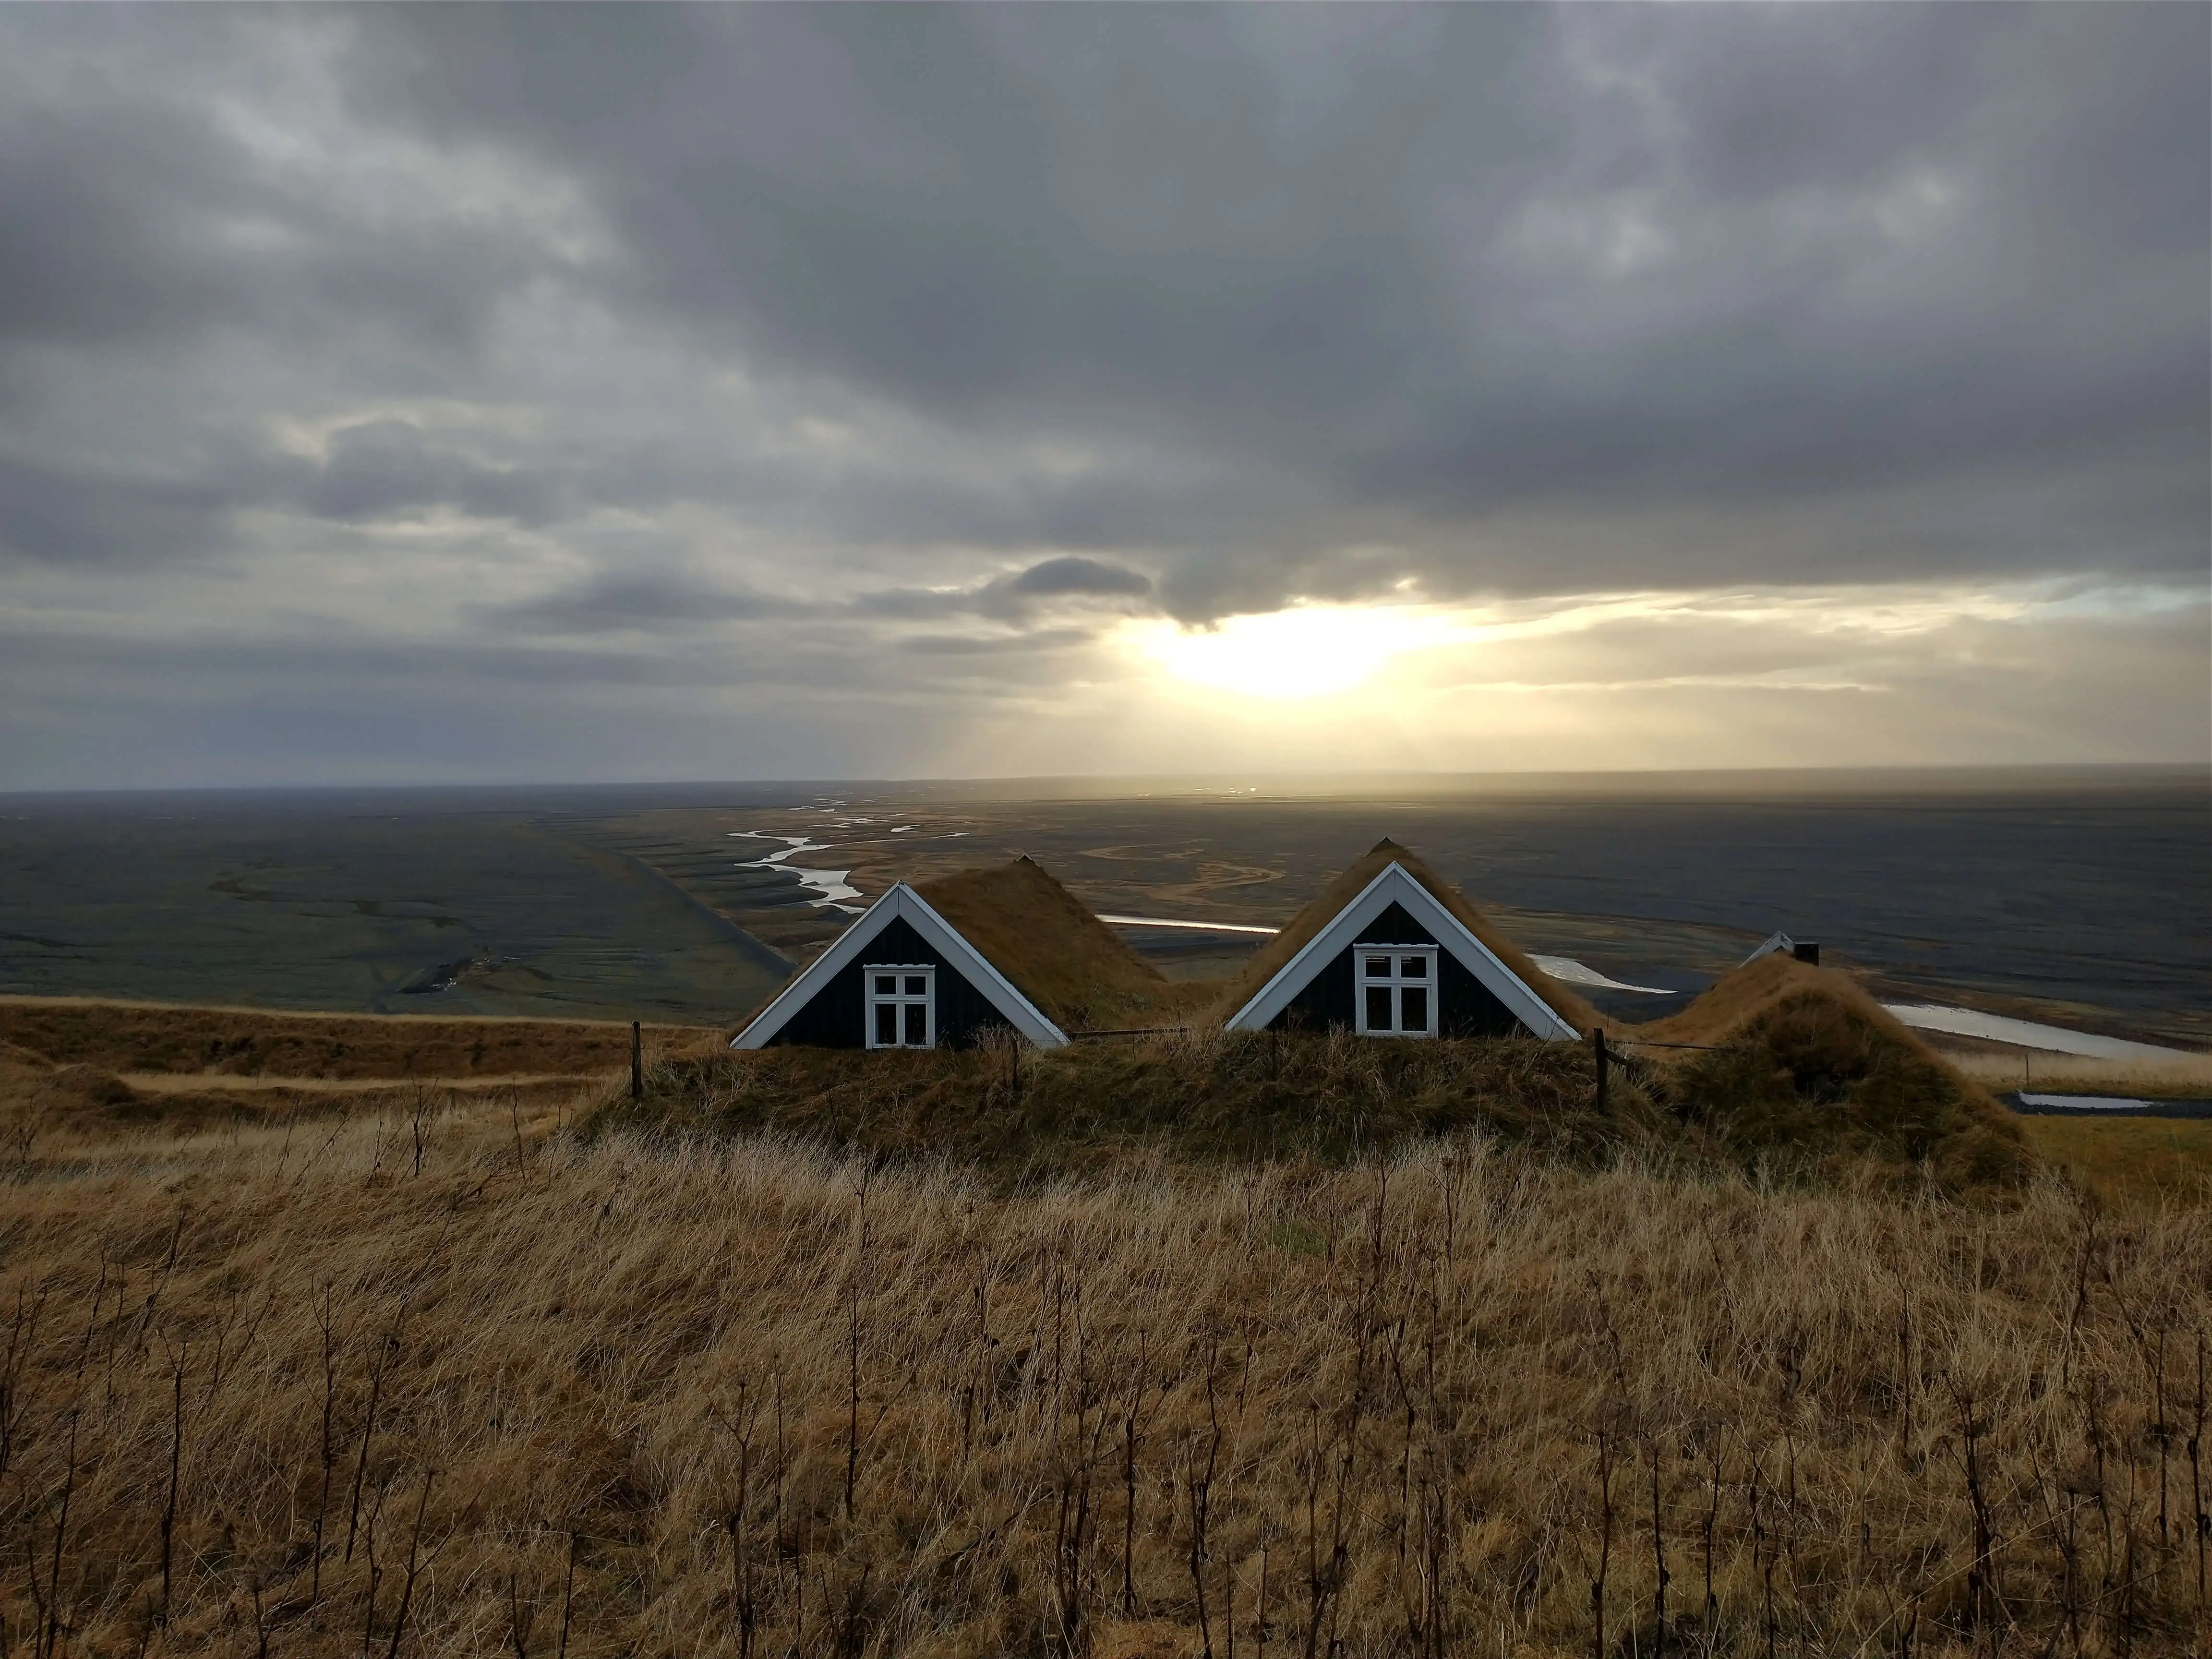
[0,1092,2204,1658]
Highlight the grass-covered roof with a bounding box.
[915,856,1179,1033]
[1201,839,1600,1035]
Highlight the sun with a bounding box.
[1125,604,1463,698]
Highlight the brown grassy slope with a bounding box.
[1629,954,2035,1190]
[916,855,1189,1031]
[0,1102,2202,1659]
[0,996,710,1081]
[0,1044,142,1140]
[0,1000,715,1149]
[1201,839,1601,1034]
[0,1058,598,1145]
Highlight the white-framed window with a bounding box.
[865,965,936,1049]
[1353,945,1438,1037]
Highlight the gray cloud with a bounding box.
[0,449,242,566]
[489,553,1153,640]
[0,13,554,373]
[1008,557,1152,600]
[331,6,2207,581]
[0,3,2201,783]
[493,571,796,635]
[299,421,565,527]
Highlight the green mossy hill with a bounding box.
[1630,955,2036,1192]
[589,1031,1659,1175]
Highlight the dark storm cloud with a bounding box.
[493,571,795,634]
[0,3,2204,787]
[1007,558,1152,600]
[315,3,2209,597]
[492,554,1152,639]
[1,3,2200,596]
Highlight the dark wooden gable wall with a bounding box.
[1265,900,1527,1038]
[767,914,1016,1049]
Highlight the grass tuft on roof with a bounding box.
[915,856,1186,1032]
[1201,839,1599,1035]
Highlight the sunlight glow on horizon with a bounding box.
[1110,579,2202,726]
[1123,604,1474,698]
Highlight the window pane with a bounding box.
[1364,955,1390,978]
[1365,986,1393,1031]
[874,975,895,995]
[1401,955,1428,978]
[1402,986,1429,1032]
[905,975,927,996]
[875,1003,898,1045]
[903,1002,928,1046]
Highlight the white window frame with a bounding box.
[864,964,937,1049]
[1353,944,1439,1038]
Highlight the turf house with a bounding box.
[1214,841,1591,1041]
[732,856,1176,1049]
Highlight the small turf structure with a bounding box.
[1205,838,1600,1037]
[1627,950,2036,1190]
[700,842,2040,1193]
[733,856,1198,1051]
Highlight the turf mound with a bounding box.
[595,1028,1655,1173]
[915,856,1181,1032]
[1202,839,1599,1035]
[1631,953,2035,1190]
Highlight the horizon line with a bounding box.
[2,759,2205,803]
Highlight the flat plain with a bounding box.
[8,770,2201,1043]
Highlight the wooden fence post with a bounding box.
[1594,1028,1610,1114]
[630,1020,643,1100]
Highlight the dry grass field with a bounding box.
[0,997,716,1146]
[0,1001,2206,1657]
[0,998,709,1084]
[2017,1118,2212,1213]
[1942,1049,2212,1100]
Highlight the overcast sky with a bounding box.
[0,3,2204,788]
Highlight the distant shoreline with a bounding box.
[1,760,2205,805]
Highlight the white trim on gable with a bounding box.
[731,883,1070,1050]
[1221,863,1580,1041]
[1741,931,1794,967]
